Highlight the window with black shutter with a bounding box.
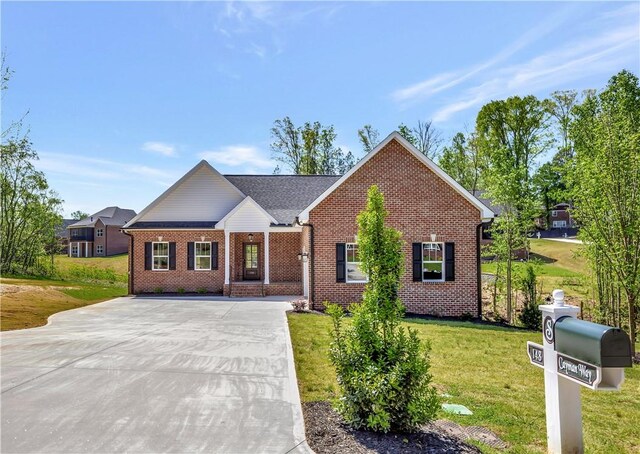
[169,242,176,270]
[144,242,152,270]
[445,242,455,281]
[412,243,422,282]
[187,242,194,270]
[212,242,219,270]
[336,243,346,283]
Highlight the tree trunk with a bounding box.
[506,258,512,323]
[627,293,637,357]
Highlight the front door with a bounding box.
[243,243,260,280]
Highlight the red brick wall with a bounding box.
[93,220,106,256]
[309,138,482,317]
[105,225,130,255]
[270,232,302,282]
[130,230,225,294]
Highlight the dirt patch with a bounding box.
[303,401,497,453]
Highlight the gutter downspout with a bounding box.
[476,222,484,319]
[121,229,134,295]
[295,217,315,308]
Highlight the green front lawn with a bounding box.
[288,313,640,453]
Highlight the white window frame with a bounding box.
[71,244,79,257]
[553,220,567,228]
[345,243,368,283]
[96,244,104,255]
[96,228,104,237]
[194,241,211,271]
[152,241,170,271]
[422,242,445,282]
[551,210,558,217]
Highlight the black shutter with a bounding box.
[144,242,152,270]
[187,242,194,270]
[412,243,422,282]
[336,243,346,283]
[211,242,219,270]
[445,242,455,281]
[169,242,176,270]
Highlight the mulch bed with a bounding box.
[303,401,488,453]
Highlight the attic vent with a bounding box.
[90,217,93,221]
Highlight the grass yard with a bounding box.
[288,313,640,453]
[1,254,129,331]
[482,239,591,303]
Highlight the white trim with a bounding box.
[194,241,212,271]
[123,160,245,228]
[96,228,104,237]
[264,230,270,284]
[224,231,230,285]
[269,225,303,232]
[215,196,278,229]
[298,131,495,221]
[422,242,445,283]
[152,241,170,271]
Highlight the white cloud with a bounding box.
[391,7,575,107]
[141,141,177,157]
[199,145,274,169]
[37,152,180,186]
[432,23,639,122]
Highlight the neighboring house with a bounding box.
[122,132,494,317]
[68,207,137,257]
[549,203,576,229]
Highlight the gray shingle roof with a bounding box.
[69,207,137,228]
[225,175,341,225]
[470,190,501,216]
[125,221,218,230]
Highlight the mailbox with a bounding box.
[554,317,632,368]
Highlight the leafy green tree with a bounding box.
[271,117,354,175]
[569,70,640,352]
[327,186,438,432]
[357,124,380,153]
[438,132,483,192]
[476,95,553,322]
[70,210,89,220]
[1,136,63,275]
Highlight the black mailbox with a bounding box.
[554,317,632,367]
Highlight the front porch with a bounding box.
[221,230,308,298]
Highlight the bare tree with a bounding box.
[413,120,443,160]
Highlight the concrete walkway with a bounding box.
[1,296,309,453]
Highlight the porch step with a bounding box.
[230,282,265,298]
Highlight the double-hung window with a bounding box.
[96,228,104,237]
[346,243,368,283]
[152,242,169,270]
[195,242,211,270]
[422,242,444,281]
[96,245,104,255]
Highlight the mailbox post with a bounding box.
[539,290,582,453]
[527,289,633,454]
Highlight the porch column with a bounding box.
[302,246,309,297]
[263,230,270,284]
[224,230,230,285]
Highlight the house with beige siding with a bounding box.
[123,132,494,317]
[68,207,136,257]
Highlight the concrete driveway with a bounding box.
[1,296,309,453]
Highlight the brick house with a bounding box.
[123,132,494,316]
[68,207,136,257]
[549,203,576,229]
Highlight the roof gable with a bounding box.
[298,132,494,221]
[124,161,245,227]
[215,196,277,231]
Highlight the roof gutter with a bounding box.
[121,229,134,295]
[295,216,315,307]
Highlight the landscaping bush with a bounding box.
[327,185,439,433]
[518,264,542,330]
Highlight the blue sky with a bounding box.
[2,1,639,216]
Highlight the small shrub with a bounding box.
[460,312,475,322]
[518,264,542,330]
[290,298,308,312]
[154,287,163,294]
[197,287,207,294]
[177,287,185,294]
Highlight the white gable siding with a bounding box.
[139,166,244,222]
[224,202,272,232]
